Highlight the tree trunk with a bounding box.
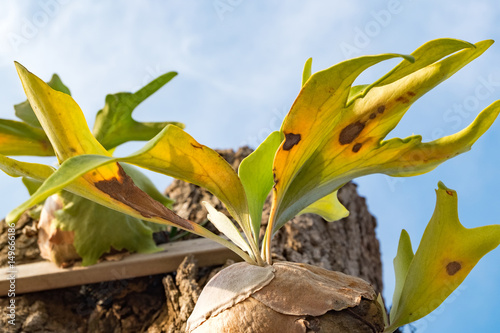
[0,148,383,333]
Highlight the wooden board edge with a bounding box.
[0,238,241,296]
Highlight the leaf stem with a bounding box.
[262,192,280,265]
[190,223,258,265]
[247,230,265,266]
[262,218,273,265]
[238,215,266,265]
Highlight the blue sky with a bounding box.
[1,1,499,331]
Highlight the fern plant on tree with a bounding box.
[2,38,500,332]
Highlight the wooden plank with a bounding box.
[0,238,240,296]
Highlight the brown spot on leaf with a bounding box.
[446,261,461,276]
[339,122,365,145]
[352,143,362,153]
[396,96,410,104]
[407,91,416,97]
[283,133,301,151]
[446,190,454,196]
[377,105,385,114]
[369,113,376,119]
[191,142,203,149]
[94,164,193,230]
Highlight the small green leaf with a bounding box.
[377,293,389,328]
[387,182,500,331]
[22,177,43,195]
[0,119,54,156]
[302,58,313,87]
[299,190,348,222]
[14,74,71,128]
[0,153,55,180]
[93,72,184,150]
[47,73,71,95]
[389,229,414,324]
[239,131,282,239]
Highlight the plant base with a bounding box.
[187,261,385,333]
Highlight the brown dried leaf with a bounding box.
[37,195,80,266]
[187,261,380,332]
[186,262,275,331]
[191,297,307,333]
[252,261,376,316]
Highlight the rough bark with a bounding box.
[0,213,41,267]
[0,147,383,332]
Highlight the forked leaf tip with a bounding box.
[436,181,457,197]
[437,181,448,190]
